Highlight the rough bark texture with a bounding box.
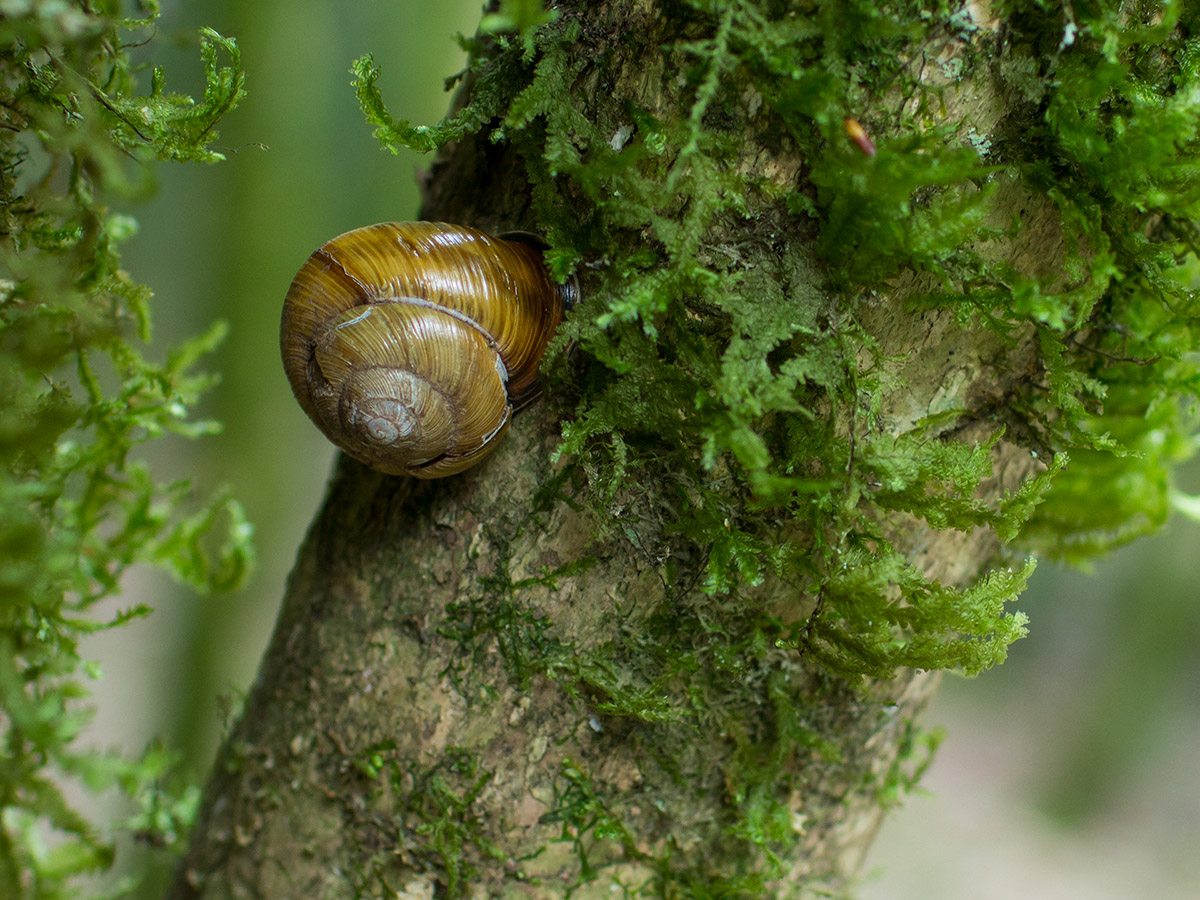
[171,3,1047,898]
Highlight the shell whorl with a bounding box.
[280,222,567,478]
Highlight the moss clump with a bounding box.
[354,0,1200,891]
[352,743,502,897]
[352,0,1197,682]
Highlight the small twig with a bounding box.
[1067,334,1161,366]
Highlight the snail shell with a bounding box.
[280,221,572,478]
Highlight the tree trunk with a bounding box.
[167,1,1145,896]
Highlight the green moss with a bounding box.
[356,0,1200,889]
[352,743,502,898]
[406,748,503,897]
[1,7,249,898]
[872,720,946,809]
[543,758,644,885]
[443,562,686,723]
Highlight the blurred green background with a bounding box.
[82,2,1200,897]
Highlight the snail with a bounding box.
[280,221,575,478]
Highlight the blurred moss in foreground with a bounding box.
[0,6,250,898]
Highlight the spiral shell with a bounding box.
[280,222,571,478]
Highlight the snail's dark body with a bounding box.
[281,222,569,478]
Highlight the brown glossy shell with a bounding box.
[280,222,566,478]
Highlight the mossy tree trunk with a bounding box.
[169,2,1199,898]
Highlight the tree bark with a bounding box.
[171,2,1054,897]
